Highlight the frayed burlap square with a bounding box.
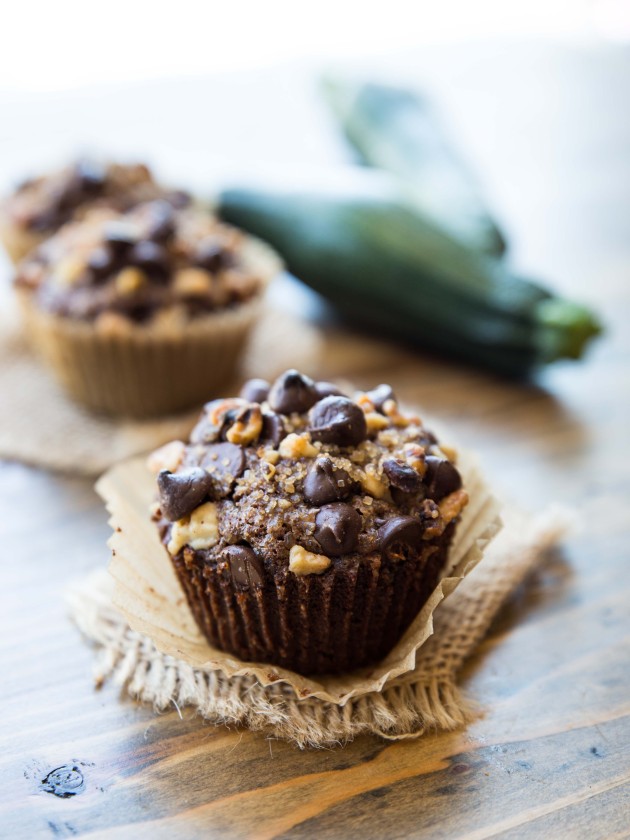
[68,507,571,748]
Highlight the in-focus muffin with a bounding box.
[149,370,469,675]
[0,159,184,263]
[14,201,280,417]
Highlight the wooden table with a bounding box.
[1,41,629,839]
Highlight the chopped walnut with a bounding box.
[289,545,331,576]
[278,433,318,459]
[167,502,219,555]
[173,267,213,297]
[360,468,389,499]
[51,256,86,287]
[382,398,420,428]
[402,443,427,476]
[439,488,469,525]
[226,405,263,446]
[146,440,186,474]
[438,443,458,463]
[365,411,390,432]
[115,267,147,295]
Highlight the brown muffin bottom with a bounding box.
[169,525,454,676]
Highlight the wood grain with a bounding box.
[1,42,630,840]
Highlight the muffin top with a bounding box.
[2,159,183,234]
[151,370,469,581]
[14,200,269,323]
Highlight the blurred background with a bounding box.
[1,0,629,384]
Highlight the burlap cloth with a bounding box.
[68,506,571,748]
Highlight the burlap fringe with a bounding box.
[68,506,573,748]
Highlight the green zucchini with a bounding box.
[322,76,507,257]
[218,181,601,376]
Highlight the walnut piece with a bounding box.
[360,468,389,499]
[364,411,390,432]
[115,267,147,295]
[439,488,469,524]
[278,433,318,459]
[167,502,219,555]
[226,405,263,445]
[289,545,331,576]
[146,440,186,474]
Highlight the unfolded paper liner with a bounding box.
[96,446,502,705]
[15,235,282,419]
[68,505,571,746]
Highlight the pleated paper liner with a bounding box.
[97,445,502,705]
[15,234,282,419]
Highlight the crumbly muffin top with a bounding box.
[3,159,183,233]
[14,201,267,322]
[150,370,468,582]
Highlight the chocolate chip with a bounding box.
[378,515,423,551]
[157,467,217,521]
[382,458,423,493]
[309,396,367,447]
[223,545,265,590]
[195,241,228,273]
[128,240,169,279]
[201,442,245,495]
[239,378,270,404]
[424,456,462,501]
[304,456,355,506]
[103,221,138,255]
[145,200,176,243]
[365,384,396,413]
[87,246,116,281]
[260,411,284,447]
[190,399,238,443]
[268,370,319,414]
[75,159,106,191]
[314,503,361,556]
[315,381,345,399]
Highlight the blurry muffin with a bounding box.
[14,201,281,417]
[150,370,469,675]
[0,159,186,263]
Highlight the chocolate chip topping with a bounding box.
[87,246,116,281]
[195,241,228,272]
[424,456,462,501]
[128,240,169,279]
[268,370,319,415]
[309,396,368,447]
[366,384,396,413]
[382,458,423,494]
[304,456,355,506]
[157,467,217,521]
[378,515,423,551]
[315,381,345,399]
[239,378,270,404]
[144,200,176,243]
[260,412,284,447]
[200,442,245,496]
[314,503,362,556]
[190,399,244,444]
[223,545,265,590]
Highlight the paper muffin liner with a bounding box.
[96,445,502,705]
[15,235,282,418]
[169,522,454,676]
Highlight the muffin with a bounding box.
[14,201,280,417]
[150,370,469,675]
